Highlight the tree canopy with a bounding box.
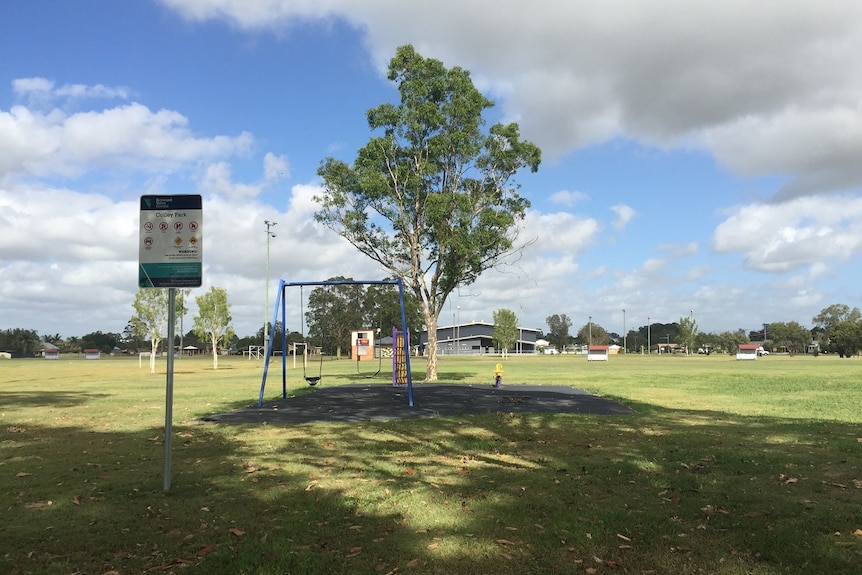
[130,289,170,374]
[546,314,573,350]
[315,45,541,380]
[492,308,518,357]
[193,286,234,369]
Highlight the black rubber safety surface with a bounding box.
[201,383,633,424]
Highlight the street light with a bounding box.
[588,315,592,346]
[264,220,277,351]
[622,308,626,354]
[456,305,460,355]
[647,316,651,355]
[519,305,523,355]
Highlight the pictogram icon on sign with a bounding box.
[189,221,198,231]
[144,222,154,232]
[174,221,183,231]
[159,222,169,231]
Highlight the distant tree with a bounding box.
[546,314,572,351]
[305,278,365,358]
[829,321,862,358]
[716,330,749,354]
[768,321,811,355]
[315,45,541,381]
[131,289,170,374]
[364,283,424,336]
[121,321,145,352]
[193,286,235,370]
[575,321,610,346]
[492,308,518,357]
[0,328,40,357]
[812,304,861,332]
[695,331,721,354]
[80,331,120,354]
[678,316,698,356]
[812,304,862,357]
[62,335,81,354]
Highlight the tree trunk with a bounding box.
[210,333,219,369]
[424,312,438,381]
[149,339,158,374]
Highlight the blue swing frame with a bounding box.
[257,278,414,408]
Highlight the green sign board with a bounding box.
[139,195,202,288]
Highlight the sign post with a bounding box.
[139,195,202,492]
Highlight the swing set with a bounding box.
[257,278,414,407]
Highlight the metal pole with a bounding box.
[588,316,592,346]
[622,308,626,354]
[647,317,651,355]
[456,306,460,355]
[163,288,176,492]
[264,220,277,351]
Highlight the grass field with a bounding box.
[1,353,860,574]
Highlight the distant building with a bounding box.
[42,342,60,360]
[587,345,610,361]
[736,343,759,361]
[420,321,540,356]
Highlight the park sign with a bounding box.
[139,194,202,288]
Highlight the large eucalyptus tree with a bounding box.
[315,45,541,380]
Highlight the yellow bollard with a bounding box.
[494,363,503,388]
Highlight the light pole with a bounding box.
[456,305,461,355]
[588,315,592,346]
[647,316,651,355]
[264,220,277,351]
[622,308,626,354]
[519,305,523,355]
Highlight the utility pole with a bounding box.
[264,220,277,352]
[622,308,626,354]
[647,316,651,355]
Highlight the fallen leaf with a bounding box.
[616,533,631,542]
[228,528,245,537]
[72,496,81,505]
[496,539,516,546]
[585,568,598,574]
[196,543,218,557]
[406,558,420,568]
[498,552,512,560]
[853,529,862,537]
[16,472,31,478]
[405,468,416,475]
[347,546,362,557]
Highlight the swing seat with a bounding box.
[305,376,321,386]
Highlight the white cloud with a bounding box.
[159,0,862,198]
[0,96,253,179]
[549,189,588,207]
[610,203,636,230]
[713,196,862,272]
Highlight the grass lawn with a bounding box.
[1,353,860,574]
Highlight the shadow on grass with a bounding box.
[2,403,860,574]
[0,390,112,409]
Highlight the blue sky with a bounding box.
[2,0,862,341]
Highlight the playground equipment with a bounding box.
[258,278,414,407]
